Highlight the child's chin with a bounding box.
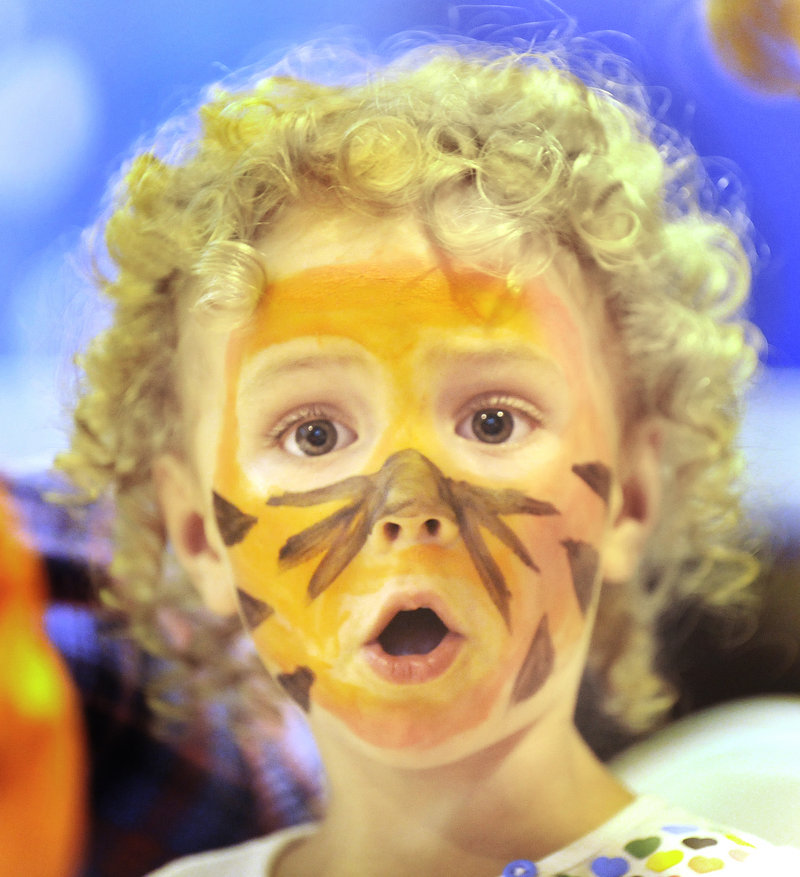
[307,653,579,769]
[309,705,490,768]
[308,685,544,769]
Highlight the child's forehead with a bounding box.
[227,258,591,376]
[237,260,542,345]
[242,207,605,350]
[180,210,622,432]
[214,256,624,449]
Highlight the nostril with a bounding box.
[424,518,440,537]
[383,521,401,541]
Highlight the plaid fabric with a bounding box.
[47,605,321,877]
[3,473,321,877]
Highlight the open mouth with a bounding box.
[364,605,463,683]
[377,608,449,656]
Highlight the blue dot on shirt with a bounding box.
[502,860,538,877]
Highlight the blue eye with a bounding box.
[471,408,514,443]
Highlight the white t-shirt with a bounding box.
[148,796,800,875]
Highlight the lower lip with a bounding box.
[362,632,464,684]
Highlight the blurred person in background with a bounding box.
[0,483,85,877]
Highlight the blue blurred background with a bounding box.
[1,0,799,503]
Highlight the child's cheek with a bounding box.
[214,496,344,663]
[510,470,608,637]
[212,408,335,701]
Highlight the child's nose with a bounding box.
[373,512,460,551]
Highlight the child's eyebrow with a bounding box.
[421,344,569,385]
[237,349,371,402]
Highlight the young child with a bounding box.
[58,24,800,877]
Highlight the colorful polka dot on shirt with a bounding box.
[503,859,539,877]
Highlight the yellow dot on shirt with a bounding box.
[688,855,724,872]
[646,849,684,871]
[725,833,755,848]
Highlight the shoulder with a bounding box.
[147,824,316,877]
[535,796,800,876]
[744,843,800,871]
[615,797,800,874]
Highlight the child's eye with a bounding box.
[455,397,542,445]
[281,417,356,457]
[470,408,515,444]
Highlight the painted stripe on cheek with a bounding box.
[510,615,555,704]
[571,462,612,504]
[277,666,315,712]
[213,491,258,546]
[561,539,600,615]
[236,588,274,628]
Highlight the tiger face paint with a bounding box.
[206,242,625,760]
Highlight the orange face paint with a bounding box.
[213,259,618,752]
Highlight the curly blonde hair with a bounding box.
[57,33,761,740]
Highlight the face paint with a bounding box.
[264,448,558,625]
[572,461,612,504]
[213,491,258,546]
[561,539,601,616]
[510,616,555,705]
[235,587,274,628]
[210,258,620,754]
[277,666,315,712]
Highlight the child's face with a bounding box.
[176,212,646,764]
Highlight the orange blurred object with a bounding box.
[706,0,800,93]
[0,486,86,877]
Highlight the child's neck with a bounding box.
[277,714,633,877]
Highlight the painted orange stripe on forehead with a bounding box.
[229,260,540,354]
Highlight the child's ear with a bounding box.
[602,420,662,585]
[153,454,238,616]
